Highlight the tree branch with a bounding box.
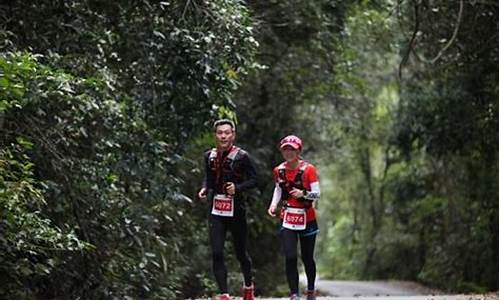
[430,0,464,64]
[399,0,420,80]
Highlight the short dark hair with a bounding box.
[213,119,236,132]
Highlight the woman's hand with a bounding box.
[289,188,305,199]
[267,204,277,217]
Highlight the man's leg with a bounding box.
[209,216,228,293]
[230,216,252,287]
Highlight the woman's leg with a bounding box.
[281,228,299,295]
[299,233,317,291]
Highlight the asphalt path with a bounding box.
[314,279,439,297]
[256,296,496,300]
[192,279,498,300]
[297,278,497,300]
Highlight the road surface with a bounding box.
[314,278,440,297]
[192,279,498,300]
[256,296,497,300]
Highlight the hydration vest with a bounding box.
[208,146,244,190]
[277,161,312,208]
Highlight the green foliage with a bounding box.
[0,53,90,298]
[392,0,498,291]
[1,0,258,149]
[314,0,498,293]
[0,0,497,297]
[0,0,258,298]
[0,145,88,299]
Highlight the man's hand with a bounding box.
[198,188,207,201]
[289,188,305,199]
[224,182,236,195]
[267,204,277,217]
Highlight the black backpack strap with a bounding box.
[292,162,308,189]
[208,148,217,171]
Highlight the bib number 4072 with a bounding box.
[211,194,234,217]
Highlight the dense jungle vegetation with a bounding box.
[0,1,497,299]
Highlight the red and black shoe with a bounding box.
[242,284,255,300]
[305,290,316,300]
[218,293,231,300]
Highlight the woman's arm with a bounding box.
[267,183,282,216]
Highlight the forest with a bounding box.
[0,0,497,299]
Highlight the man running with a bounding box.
[198,119,257,300]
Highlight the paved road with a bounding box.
[256,296,496,300]
[314,279,439,297]
[192,279,498,300]
[257,279,498,300]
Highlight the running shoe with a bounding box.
[242,284,254,300]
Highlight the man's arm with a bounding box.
[234,152,257,193]
[198,151,214,200]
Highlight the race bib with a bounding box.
[211,194,234,217]
[282,207,307,230]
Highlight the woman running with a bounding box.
[267,135,320,300]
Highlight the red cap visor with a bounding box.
[280,142,301,150]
